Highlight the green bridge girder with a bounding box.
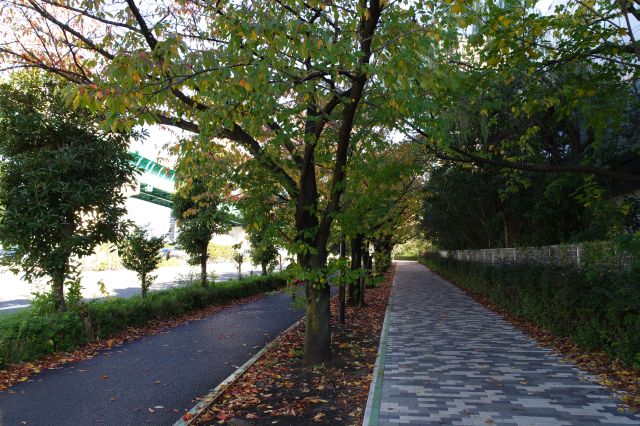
[129,152,174,208]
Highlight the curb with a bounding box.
[173,315,305,426]
[362,272,396,426]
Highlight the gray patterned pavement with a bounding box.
[364,261,640,425]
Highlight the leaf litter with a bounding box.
[193,265,396,425]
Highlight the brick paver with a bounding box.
[365,261,640,425]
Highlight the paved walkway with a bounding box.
[365,261,640,425]
[0,291,303,425]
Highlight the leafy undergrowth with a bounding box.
[192,265,395,425]
[0,289,280,392]
[427,267,640,413]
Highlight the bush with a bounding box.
[208,243,235,262]
[421,254,640,368]
[0,273,286,367]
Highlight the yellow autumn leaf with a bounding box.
[498,15,512,25]
[239,79,252,91]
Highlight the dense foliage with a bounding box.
[0,274,286,368]
[422,254,640,368]
[422,164,639,250]
[0,72,134,309]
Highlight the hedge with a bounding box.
[0,274,286,367]
[421,254,640,369]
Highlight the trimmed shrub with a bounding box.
[0,274,285,367]
[421,254,640,368]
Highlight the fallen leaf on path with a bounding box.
[194,265,396,425]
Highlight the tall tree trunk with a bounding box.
[363,242,372,271]
[338,237,346,325]
[358,240,365,307]
[52,267,66,311]
[349,235,363,306]
[141,270,147,298]
[295,0,383,365]
[200,250,208,287]
[303,265,331,365]
[261,261,267,276]
[52,231,73,311]
[296,142,332,364]
[360,240,371,307]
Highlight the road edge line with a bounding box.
[173,315,305,426]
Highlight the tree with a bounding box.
[173,180,231,287]
[249,230,279,276]
[338,142,422,276]
[0,71,134,310]
[0,0,459,363]
[118,226,164,298]
[421,162,636,250]
[232,246,245,281]
[400,0,640,184]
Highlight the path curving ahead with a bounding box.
[0,291,303,425]
[365,261,640,425]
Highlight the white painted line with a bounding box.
[173,315,305,426]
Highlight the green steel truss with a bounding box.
[129,152,175,208]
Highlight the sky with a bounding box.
[130,125,180,167]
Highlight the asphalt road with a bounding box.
[0,290,305,425]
